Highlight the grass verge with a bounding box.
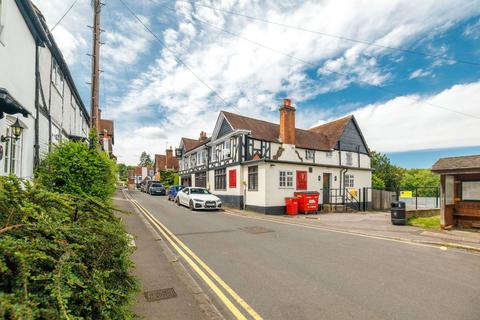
[407,215,441,229]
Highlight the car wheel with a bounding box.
[189,200,195,211]
[176,198,180,206]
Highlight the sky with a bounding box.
[34,0,480,168]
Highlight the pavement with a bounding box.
[124,190,480,320]
[222,209,480,252]
[113,190,223,320]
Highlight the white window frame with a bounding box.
[190,153,197,168]
[279,170,294,188]
[345,174,354,188]
[224,140,231,158]
[306,150,315,160]
[52,60,64,95]
[346,152,353,166]
[0,0,6,45]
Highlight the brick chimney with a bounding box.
[279,98,296,145]
[166,146,173,169]
[199,131,207,141]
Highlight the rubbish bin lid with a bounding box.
[391,201,406,208]
[294,191,320,195]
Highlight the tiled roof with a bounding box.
[155,154,179,171]
[308,115,353,149]
[181,137,210,152]
[99,119,114,136]
[222,111,349,151]
[155,154,166,171]
[432,155,480,172]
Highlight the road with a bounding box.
[127,190,480,320]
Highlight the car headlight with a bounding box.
[193,199,204,202]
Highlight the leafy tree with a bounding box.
[117,163,134,182]
[372,173,386,189]
[35,141,117,202]
[370,151,405,190]
[0,176,138,318]
[160,171,179,188]
[400,168,440,196]
[138,151,153,167]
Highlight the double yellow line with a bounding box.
[123,191,262,320]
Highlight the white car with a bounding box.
[175,187,222,210]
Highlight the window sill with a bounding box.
[248,189,258,192]
[279,187,294,189]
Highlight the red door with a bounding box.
[229,169,237,188]
[296,171,307,190]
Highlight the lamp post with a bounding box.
[1,118,24,174]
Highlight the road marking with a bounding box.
[123,191,262,320]
[221,210,453,251]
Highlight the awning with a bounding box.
[0,88,30,119]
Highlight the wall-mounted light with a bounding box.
[1,118,24,142]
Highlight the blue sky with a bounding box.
[36,0,480,167]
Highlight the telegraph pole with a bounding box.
[90,0,102,133]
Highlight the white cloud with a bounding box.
[35,0,480,164]
[408,68,432,80]
[351,81,480,153]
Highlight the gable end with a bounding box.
[337,119,369,154]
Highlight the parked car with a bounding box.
[149,182,166,195]
[176,187,222,210]
[140,181,148,192]
[146,180,161,194]
[167,185,185,201]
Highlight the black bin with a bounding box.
[391,201,406,225]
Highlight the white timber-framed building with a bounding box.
[0,0,90,179]
[178,99,372,214]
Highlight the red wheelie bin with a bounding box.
[294,191,319,214]
[285,197,299,215]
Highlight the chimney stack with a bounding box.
[279,98,296,145]
[166,146,173,169]
[199,131,207,141]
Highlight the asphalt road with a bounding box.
[129,190,480,320]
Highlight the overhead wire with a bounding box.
[154,2,480,120]
[50,0,80,32]
[175,0,480,67]
[118,0,244,114]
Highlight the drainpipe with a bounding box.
[34,44,40,169]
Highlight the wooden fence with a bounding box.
[371,189,397,211]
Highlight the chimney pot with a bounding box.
[199,131,207,141]
[279,98,296,145]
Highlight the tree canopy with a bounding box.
[138,151,153,167]
[370,151,439,193]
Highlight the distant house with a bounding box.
[99,118,114,158]
[154,147,179,180]
[432,155,480,229]
[177,99,372,214]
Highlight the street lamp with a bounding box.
[1,118,23,142]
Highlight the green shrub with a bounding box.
[35,141,117,202]
[0,176,138,319]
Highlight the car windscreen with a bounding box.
[190,188,210,194]
[151,183,163,187]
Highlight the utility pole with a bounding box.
[90,0,102,134]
